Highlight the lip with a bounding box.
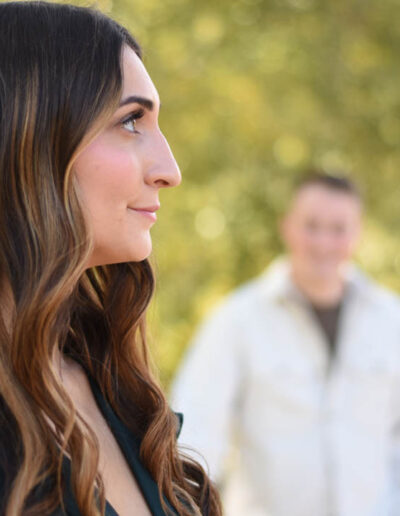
[127,204,160,222]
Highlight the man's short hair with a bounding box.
[295,171,362,202]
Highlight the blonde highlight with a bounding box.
[0,2,222,515]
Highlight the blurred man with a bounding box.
[171,173,400,516]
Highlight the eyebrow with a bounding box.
[119,95,155,111]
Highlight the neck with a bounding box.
[290,261,346,308]
[52,346,78,382]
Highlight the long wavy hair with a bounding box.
[0,2,222,515]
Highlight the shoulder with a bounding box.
[351,267,400,319]
[203,273,270,323]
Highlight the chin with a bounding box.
[88,237,153,267]
[127,238,153,262]
[129,250,152,262]
[312,263,341,277]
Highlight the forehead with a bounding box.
[121,45,160,106]
[290,185,361,218]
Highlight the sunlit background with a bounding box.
[8,0,400,386]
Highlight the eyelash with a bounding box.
[121,109,145,133]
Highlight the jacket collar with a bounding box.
[258,256,374,305]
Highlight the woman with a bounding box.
[0,2,222,515]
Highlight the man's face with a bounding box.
[281,185,362,280]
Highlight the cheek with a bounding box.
[292,231,314,252]
[75,140,140,210]
[337,237,357,255]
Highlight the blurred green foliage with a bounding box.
[9,0,400,385]
[121,0,400,386]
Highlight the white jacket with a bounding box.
[171,259,400,516]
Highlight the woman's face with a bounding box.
[73,45,181,267]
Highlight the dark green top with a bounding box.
[0,376,182,516]
[58,375,180,516]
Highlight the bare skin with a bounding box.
[59,355,152,516]
[280,184,362,307]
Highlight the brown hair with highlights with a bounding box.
[0,2,221,515]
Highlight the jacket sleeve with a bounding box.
[385,301,400,516]
[385,379,400,516]
[170,299,244,483]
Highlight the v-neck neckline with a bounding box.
[86,374,173,516]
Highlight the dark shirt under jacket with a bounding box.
[311,301,343,357]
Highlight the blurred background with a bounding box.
[19,0,400,385]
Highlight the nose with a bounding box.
[310,229,338,256]
[145,130,181,188]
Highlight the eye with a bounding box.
[121,109,145,134]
